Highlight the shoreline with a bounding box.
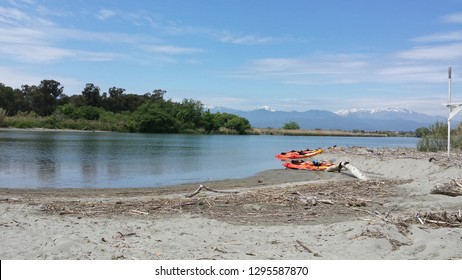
[0,127,106,133]
[1,147,461,260]
[0,126,414,137]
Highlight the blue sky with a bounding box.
[2,0,462,116]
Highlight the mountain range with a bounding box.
[208,106,449,132]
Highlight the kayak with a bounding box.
[283,159,335,171]
[275,148,323,160]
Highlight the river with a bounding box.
[0,130,418,189]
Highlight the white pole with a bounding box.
[448,66,451,159]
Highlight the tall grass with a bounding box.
[417,121,462,151]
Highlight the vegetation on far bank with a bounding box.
[0,80,250,134]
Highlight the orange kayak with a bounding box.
[283,159,334,171]
[275,148,323,160]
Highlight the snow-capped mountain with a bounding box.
[250,105,276,112]
[335,108,442,123]
[209,106,447,131]
[336,108,413,117]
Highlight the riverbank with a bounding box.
[1,147,461,260]
[0,125,413,137]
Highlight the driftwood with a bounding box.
[129,209,149,215]
[343,163,367,181]
[413,211,462,228]
[431,178,462,197]
[296,240,313,253]
[295,240,321,257]
[325,161,367,181]
[185,184,240,198]
[295,191,333,205]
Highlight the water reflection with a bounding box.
[35,133,58,186]
[105,140,122,179]
[79,134,99,186]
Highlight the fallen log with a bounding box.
[325,161,367,181]
[185,184,240,198]
[343,163,368,181]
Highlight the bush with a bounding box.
[76,106,104,120]
[283,121,300,130]
[130,103,180,133]
[57,104,78,119]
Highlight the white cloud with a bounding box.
[215,32,274,45]
[124,11,278,45]
[396,43,462,60]
[0,2,203,65]
[140,44,203,55]
[229,54,372,86]
[0,7,30,24]
[0,38,123,63]
[0,26,44,44]
[441,12,462,24]
[97,9,116,21]
[0,44,75,62]
[0,10,193,64]
[376,65,445,83]
[412,31,462,43]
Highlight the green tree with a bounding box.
[203,110,219,133]
[130,102,179,133]
[0,83,16,116]
[176,99,204,130]
[103,87,126,112]
[30,80,63,116]
[150,89,167,102]
[283,121,300,130]
[210,112,251,134]
[224,115,251,134]
[82,83,101,107]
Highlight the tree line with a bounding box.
[0,80,251,134]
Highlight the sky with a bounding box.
[2,0,462,116]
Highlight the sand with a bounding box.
[1,147,461,260]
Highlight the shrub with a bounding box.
[283,121,300,130]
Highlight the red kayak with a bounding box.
[275,148,323,160]
[283,159,334,171]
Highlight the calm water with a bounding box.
[0,130,418,189]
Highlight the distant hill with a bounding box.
[208,106,447,132]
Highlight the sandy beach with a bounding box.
[1,147,461,260]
